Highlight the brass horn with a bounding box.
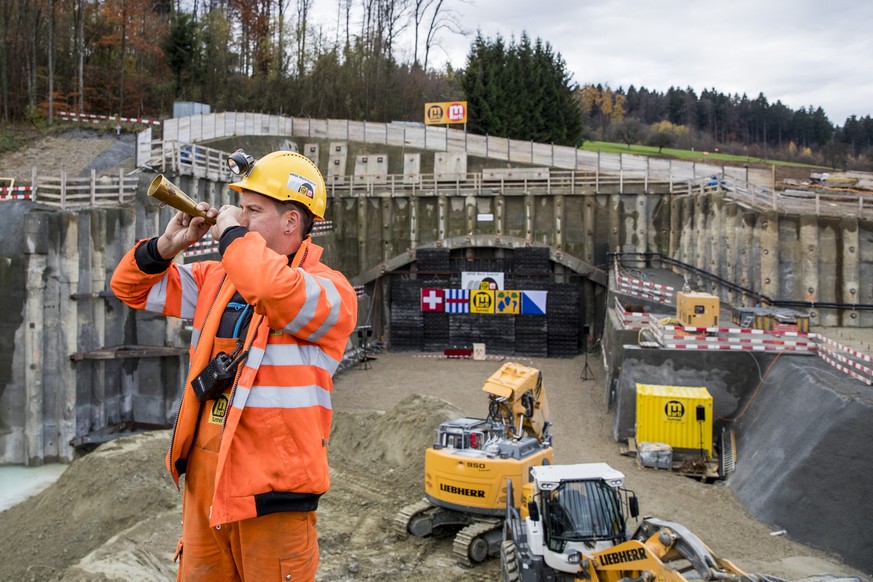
[147,175,216,226]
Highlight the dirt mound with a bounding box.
[329,393,463,492]
[0,393,479,582]
[0,430,178,581]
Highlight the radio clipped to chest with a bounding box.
[192,344,249,402]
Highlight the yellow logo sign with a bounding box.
[209,394,229,425]
[470,290,494,313]
[424,101,468,125]
[496,291,521,314]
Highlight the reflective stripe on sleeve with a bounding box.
[145,277,169,314]
[283,270,320,335]
[177,265,198,320]
[305,278,341,342]
[231,385,332,410]
[143,266,198,318]
[253,342,340,375]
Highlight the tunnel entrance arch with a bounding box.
[353,236,606,358]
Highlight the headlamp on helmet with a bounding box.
[227,149,255,177]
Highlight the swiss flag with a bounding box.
[420,288,445,312]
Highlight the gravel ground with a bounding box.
[0,351,865,582]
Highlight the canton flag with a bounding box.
[521,291,548,315]
[420,288,445,312]
[445,289,470,313]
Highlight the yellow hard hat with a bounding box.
[228,151,326,220]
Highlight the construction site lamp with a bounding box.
[227,149,255,176]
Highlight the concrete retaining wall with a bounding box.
[670,193,873,327]
[0,184,185,464]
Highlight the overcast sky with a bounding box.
[312,0,872,125]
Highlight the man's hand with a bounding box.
[209,205,243,241]
[156,202,218,259]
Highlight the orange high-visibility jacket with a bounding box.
[111,233,357,526]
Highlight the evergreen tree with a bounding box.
[163,13,199,98]
[460,31,582,146]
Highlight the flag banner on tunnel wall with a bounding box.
[495,291,521,314]
[419,289,547,315]
[470,290,495,313]
[421,288,445,312]
[521,291,548,315]
[446,289,470,313]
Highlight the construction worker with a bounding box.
[111,150,358,580]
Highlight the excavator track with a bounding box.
[393,500,435,539]
[452,517,502,567]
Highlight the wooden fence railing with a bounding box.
[721,176,873,220]
[0,168,138,209]
[34,168,138,208]
[150,140,692,197]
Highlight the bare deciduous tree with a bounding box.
[295,0,311,77]
[420,0,464,71]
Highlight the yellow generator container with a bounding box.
[676,291,720,327]
[635,384,713,459]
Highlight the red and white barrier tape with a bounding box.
[616,274,674,293]
[660,343,814,352]
[657,334,812,347]
[817,343,873,377]
[616,283,673,304]
[0,194,32,200]
[813,333,873,365]
[662,325,809,337]
[183,247,219,257]
[817,351,873,385]
[57,111,162,126]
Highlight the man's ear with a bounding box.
[284,207,300,234]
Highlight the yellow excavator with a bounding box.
[394,362,554,566]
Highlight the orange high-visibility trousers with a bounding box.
[176,339,319,581]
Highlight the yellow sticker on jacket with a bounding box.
[209,394,229,425]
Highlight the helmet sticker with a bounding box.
[287,172,315,198]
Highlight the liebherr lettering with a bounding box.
[440,483,486,498]
[599,548,647,565]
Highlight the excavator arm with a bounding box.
[483,362,551,443]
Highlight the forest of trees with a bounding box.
[2,0,872,169]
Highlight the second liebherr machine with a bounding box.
[394,362,555,566]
